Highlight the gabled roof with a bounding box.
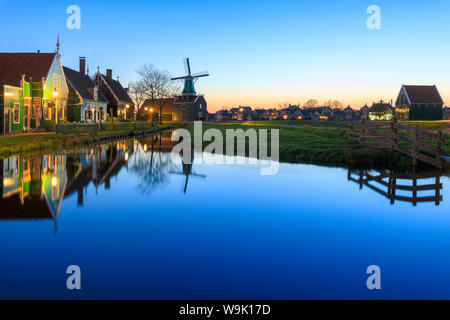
[63,67,106,102]
[403,85,444,104]
[0,52,56,87]
[370,102,393,113]
[96,73,133,104]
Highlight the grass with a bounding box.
[0,133,95,157]
[179,122,450,170]
[0,122,170,157]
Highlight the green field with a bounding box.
[181,122,450,170]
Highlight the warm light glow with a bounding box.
[144,107,148,111]
[126,104,130,109]
[125,152,129,162]
[3,178,13,187]
[4,92,13,97]
[51,177,58,186]
[150,108,153,112]
[143,144,148,152]
[52,91,59,97]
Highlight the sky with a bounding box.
[1,0,450,111]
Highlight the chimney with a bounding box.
[106,69,112,79]
[79,57,86,75]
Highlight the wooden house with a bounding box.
[63,58,107,123]
[395,85,444,120]
[0,45,69,134]
[93,69,134,121]
[368,101,394,121]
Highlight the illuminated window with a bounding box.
[13,103,20,124]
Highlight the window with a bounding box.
[53,74,61,92]
[13,103,20,124]
[181,104,187,110]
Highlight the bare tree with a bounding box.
[129,80,148,113]
[332,100,343,110]
[304,99,319,109]
[278,101,290,110]
[136,64,179,124]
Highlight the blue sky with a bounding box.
[1,0,450,111]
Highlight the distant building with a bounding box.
[368,101,394,121]
[359,104,370,119]
[64,58,107,123]
[93,69,134,121]
[444,107,450,120]
[237,106,252,121]
[395,85,444,120]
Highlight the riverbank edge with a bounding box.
[173,122,450,173]
[0,126,173,158]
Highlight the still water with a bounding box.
[0,132,449,299]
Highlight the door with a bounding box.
[23,101,30,131]
[4,109,11,134]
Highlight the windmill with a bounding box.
[171,58,209,96]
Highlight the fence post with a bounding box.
[391,117,398,150]
[359,118,365,145]
[412,125,419,167]
[436,130,443,168]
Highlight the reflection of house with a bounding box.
[64,58,107,123]
[41,155,68,218]
[0,42,69,134]
[369,101,394,121]
[93,69,134,121]
[395,85,444,120]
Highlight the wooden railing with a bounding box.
[350,118,445,168]
[348,169,443,206]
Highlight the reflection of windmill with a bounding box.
[169,152,206,193]
[171,58,209,96]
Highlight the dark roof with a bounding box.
[370,102,393,113]
[98,73,133,104]
[63,67,106,102]
[403,85,444,104]
[0,52,56,87]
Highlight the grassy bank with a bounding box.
[179,122,450,170]
[0,133,95,157]
[0,122,169,157]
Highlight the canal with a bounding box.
[0,132,449,299]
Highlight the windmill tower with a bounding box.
[171,58,209,96]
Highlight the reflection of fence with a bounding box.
[349,118,445,168]
[348,169,443,206]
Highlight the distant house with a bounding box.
[359,104,370,119]
[215,109,232,121]
[237,106,252,121]
[0,47,69,134]
[64,58,107,123]
[368,101,394,121]
[444,107,450,120]
[395,85,444,120]
[93,69,134,121]
[343,106,355,121]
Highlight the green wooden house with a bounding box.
[395,85,444,120]
[64,58,107,123]
[0,46,69,134]
[369,101,394,121]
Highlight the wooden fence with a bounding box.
[348,169,443,206]
[350,118,445,168]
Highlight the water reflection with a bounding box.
[0,139,135,227]
[1,133,448,231]
[348,169,445,206]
